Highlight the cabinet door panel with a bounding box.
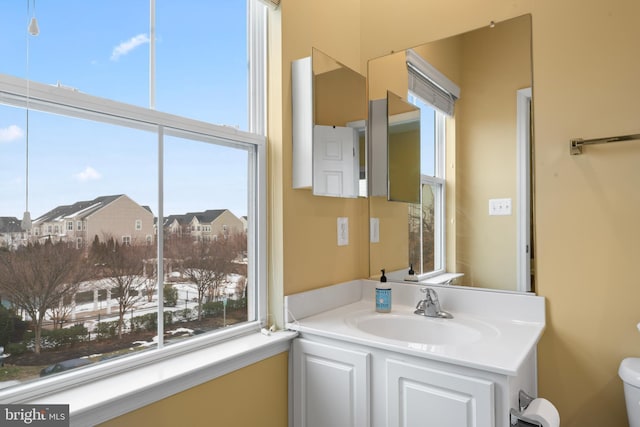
[313,125,359,197]
[293,339,370,427]
[387,359,494,427]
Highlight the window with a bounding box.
[0,0,267,396]
[407,96,446,277]
[67,221,73,231]
[406,55,457,277]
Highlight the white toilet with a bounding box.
[619,357,640,426]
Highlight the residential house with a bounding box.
[32,195,154,247]
[162,214,189,238]
[0,217,26,249]
[164,209,244,242]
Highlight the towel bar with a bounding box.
[570,133,640,155]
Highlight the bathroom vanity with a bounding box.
[285,280,545,427]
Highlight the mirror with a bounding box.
[369,91,421,203]
[368,14,533,292]
[292,48,367,198]
[387,91,421,203]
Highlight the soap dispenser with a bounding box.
[404,264,418,282]
[376,269,391,313]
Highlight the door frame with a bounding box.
[517,87,532,293]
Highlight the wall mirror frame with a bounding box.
[367,14,534,294]
[291,48,368,198]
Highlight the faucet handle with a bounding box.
[419,286,429,294]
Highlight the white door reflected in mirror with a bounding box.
[313,125,359,198]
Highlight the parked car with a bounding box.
[39,357,93,377]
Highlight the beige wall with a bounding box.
[279,0,369,297]
[531,1,640,424]
[98,352,288,427]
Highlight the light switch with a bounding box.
[489,198,512,216]
[337,217,349,246]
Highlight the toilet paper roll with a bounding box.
[521,397,560,427]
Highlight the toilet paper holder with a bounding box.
[510,390,543,427]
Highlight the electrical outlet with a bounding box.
[370,218,380,243]
[337,217,349,246]
[489,198,512,216]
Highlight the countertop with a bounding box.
[285,280,545,376]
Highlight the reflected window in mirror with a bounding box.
[407,95,446,276]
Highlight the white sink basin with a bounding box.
[345,313,495,346]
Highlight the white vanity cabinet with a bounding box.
[292,338,371,427]
[291,335,537,427]
[384,358,494,427]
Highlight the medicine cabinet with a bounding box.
[369,91,421,203]
[292,48,367,198]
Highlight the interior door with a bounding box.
[313,125,359,197]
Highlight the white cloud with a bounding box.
[0,125,24,143]
[74,166,102,182]
[110,33,150,61]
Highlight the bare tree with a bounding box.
[207,235,237,301]
[141,241,159,303]
[90,238,145,338]
[175,234,236,321]
[0,240,86,353]
[235,276,247,300]
[49,295,75,329]
[180,239,219,321]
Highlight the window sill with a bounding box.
[15,330,296,427]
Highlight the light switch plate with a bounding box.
[370,218,380,243]
[337,217,349,246]
[489,198,512,216]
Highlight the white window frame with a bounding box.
[408,95,447,279]
[135,219,142,231]
[420,110,447,278]
[405,50,459,281]
[0,1,271,421]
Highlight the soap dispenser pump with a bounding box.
[376,269,391,313]
[404,264,419,282]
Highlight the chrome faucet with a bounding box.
[414,287,453,319]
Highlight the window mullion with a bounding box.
[157,126,164,348]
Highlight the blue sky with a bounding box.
[0,1,249,219]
